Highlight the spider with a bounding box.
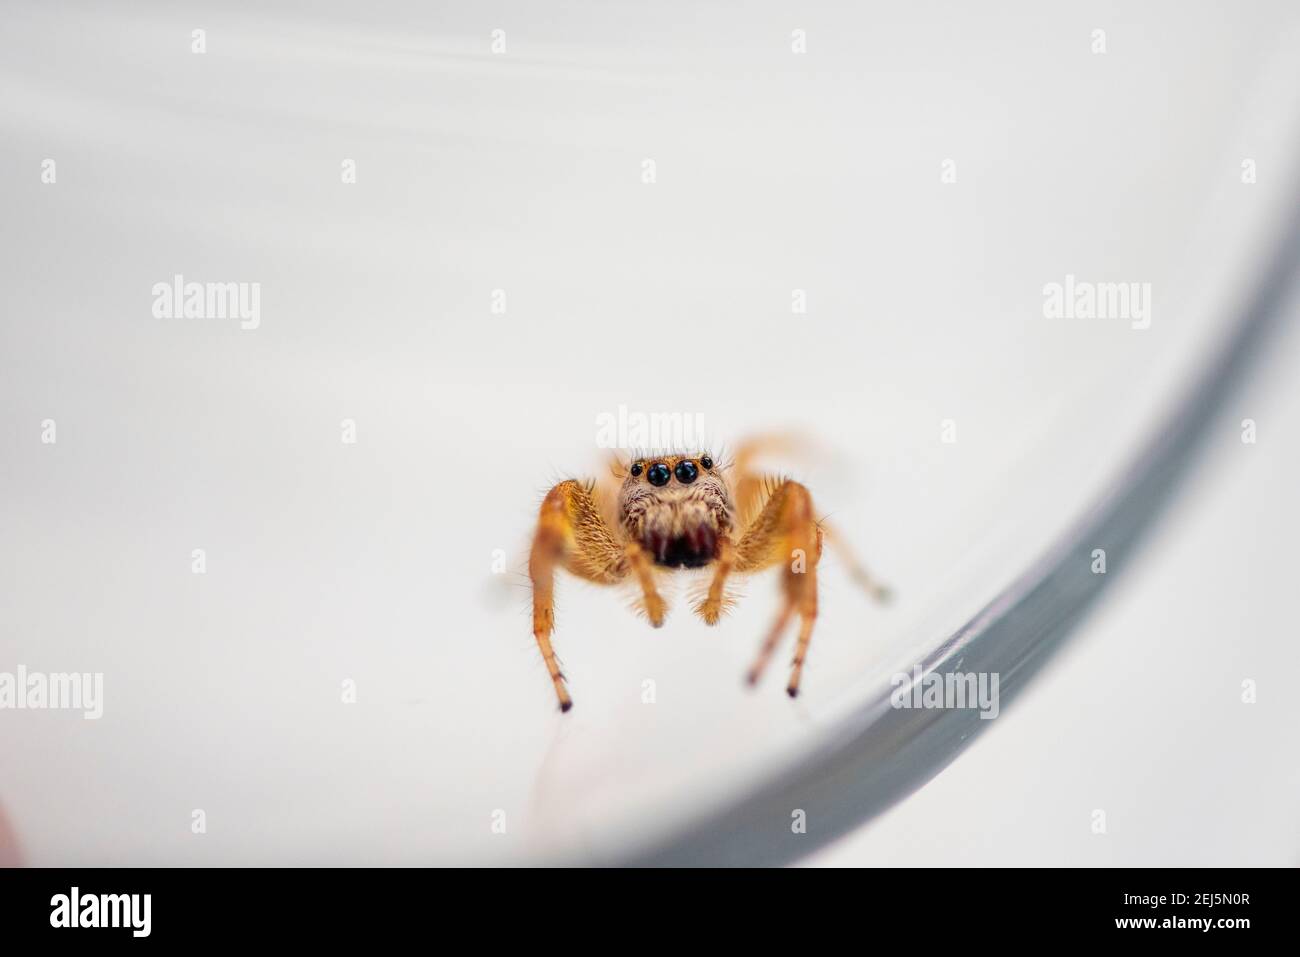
[528,438,890,711]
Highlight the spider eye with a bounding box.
[700,455,713,470]
[674,460,698,484]
[646,462,671,487]
[630,462,643,477]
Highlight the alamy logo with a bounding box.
[0,665,103,719]
[151,274,261,330]
[595,405,706,450]
[890,665,1000,719]
[1042,274,1151,330]
[50,887,151,937]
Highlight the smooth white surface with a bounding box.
[1,1,1296,864]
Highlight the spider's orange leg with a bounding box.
[624,541,667,627]
[530,487,574,711]
[693,536,735,625]
[820,520,892,603]
[528,479,630,712]
[735,480,822,696]
[728,433,816,529]
[786,572,819,697]
[745,598,795,685]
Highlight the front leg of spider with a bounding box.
[528,479,665,711]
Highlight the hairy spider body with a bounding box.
[528,440,888,712]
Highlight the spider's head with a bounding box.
[618,453,733,568]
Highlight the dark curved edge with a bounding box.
[607,192,1300,868]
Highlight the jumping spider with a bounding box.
[528,438,890,711]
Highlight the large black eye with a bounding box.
[646,463,671,487]
[699,456,713,470]
[674,460,698,484]
[630,462,643,477]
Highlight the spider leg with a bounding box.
[786,580,819,697]
[693,536,735,625]
[730,434,892,605]
[529,479,666,711]
[529,485,582,711]
[820,520,892,603]
[624,540,668,626]
[744,596,795,685]
[728,432,816,529]
[734,479,822,696]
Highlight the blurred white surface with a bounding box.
[0,1,1296,864]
